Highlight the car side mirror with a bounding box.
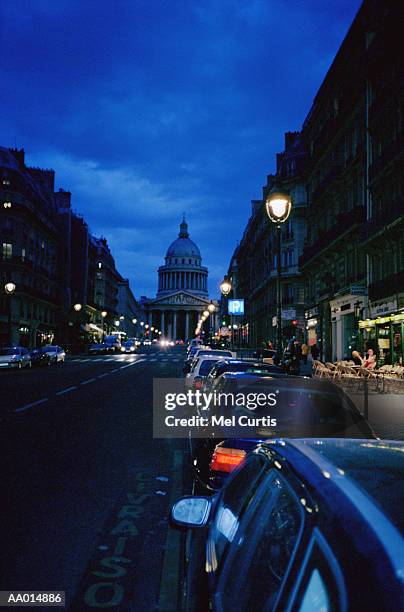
[170,496,211,529]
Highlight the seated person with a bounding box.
[363,348,376,369]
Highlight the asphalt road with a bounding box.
[0,346,189,611]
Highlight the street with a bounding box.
[0,346,188,611]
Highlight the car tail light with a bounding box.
[194,378,204,389]
[210,446,246,474]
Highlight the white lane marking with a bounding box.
[56,386,77,396]
[119,359,146,370]
[78,358,91,362]
[97,372,110,378]
[81,378,96,385]
[14,397,48,413]
[110,368,119,373]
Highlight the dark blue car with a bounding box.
[190,373,375,493]
[172,439,404,611]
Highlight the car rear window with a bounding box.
[199,360,219,376]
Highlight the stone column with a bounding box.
[173,311,178,340]
[161,311,165,336]
[185,311,190,341]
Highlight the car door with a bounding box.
[214,468,305,612]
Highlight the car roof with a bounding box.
[257,439,404,572]
[221,372,341,391]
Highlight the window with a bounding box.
[288,530,346,612]
[21,248,26,262]
[2,243,12,259]
[209,455,267,570]
[219,471,303,611]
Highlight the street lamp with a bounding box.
[101,310,108,340]
[208,302,216,314]
[220,275,232,297]
[4,282,16,344]
[265,187,292,363]
[73,303,82,312]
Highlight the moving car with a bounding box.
[121,339,138,353]
[104,335,121,352]
[0,346,32,369]
[42,345,66,364]
[29,347,51,367]
[190,373,375,493]
[171,439,404,611]
[88,342,107,355]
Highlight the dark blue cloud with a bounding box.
[0,0,362,296]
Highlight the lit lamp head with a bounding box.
[220,275,232,296]
[203,310,209,318]
[208,302,216,314]
[73,303,82,312]
[4,282,16,295]
[101,310,107,318]
[265,188,291,224]
[140,322,145,327]
[132,318,137,324]
[119,315,124,320]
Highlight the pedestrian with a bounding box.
[311,343,319,361]
[301,342,309,364]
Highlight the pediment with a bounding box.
[150,291,211,307]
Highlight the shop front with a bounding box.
[359,311,404,365]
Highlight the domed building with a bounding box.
[143,218,218,340]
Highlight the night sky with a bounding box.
[0,0,362,298]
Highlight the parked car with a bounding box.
[0,346,32,369]
[88,342,108,355]
[185,355,229,390]
[42,345,66,364]
[142,339,152,346]
[171,439,404,611]
[184,348,235,375]
[203,359,286,392]
[190,373,376,493]
[29,347,51,367]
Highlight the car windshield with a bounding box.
[0,348,19,356]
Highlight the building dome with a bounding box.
[166,219,201,258]
[157,217,208,297]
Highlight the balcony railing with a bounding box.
[369,270,404,301]
[364,197,404,241]
[300,206,365,267]
[369,130,404,182]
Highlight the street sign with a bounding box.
[228,299,244,315]
[282,309,296,320]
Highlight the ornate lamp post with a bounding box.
[208,301,216,341]
[220,275,232,348]
[4,282,16,345]
[101,310,107,340]
[73,303,82,350]
[265,187,292,363]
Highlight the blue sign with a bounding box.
[228,299,244,315]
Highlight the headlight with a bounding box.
[121,347,126,352]
[130,346,135,352]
